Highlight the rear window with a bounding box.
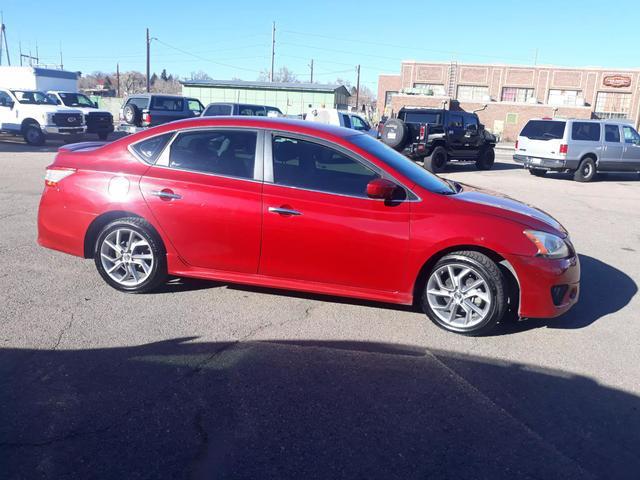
[131,132,173,164]
[150,96,184,111]
[520,120,566,140]
[402,112,441,124]
[203,104,233,116]
[572,122,601,141]
[126,97,149,109]
[238,104,266,116]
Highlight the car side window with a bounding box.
[449,114,463,128]
[604,125,621,143]
[623,126,640,144]
[187,99,203,114]
[571,122,601,141]
[0,90,13,107]
[151,96,184,111]
[463,115,478,129]
[271,135,380,197]
[203,104,232,116]
[342,114,352,129]
[350,115,368,131]
[168,130,257,179]
[131,133,174,164]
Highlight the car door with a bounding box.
[462,114,482,155]
[601,124,624,170]
[0,90,18,131]
[149,96,187,125]
[447,113,466,157]
[621,125,640,170]
[259,133,411,292]
[138,128,264,273]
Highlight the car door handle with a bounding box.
[150,190,182,200]
[268,207,302,216]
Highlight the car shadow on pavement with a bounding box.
[496,254,637,335]
[1,338,639,479]
[440,161,522,172]
[538,171,640,182]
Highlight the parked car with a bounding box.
[202,102,282,117]
[0,88,85,146]
[117,94,204,134]
[514,118,640,181]
[380,107,497,173]
[305,107,377,137]
[37,117,580,336]
[47,91,114,140]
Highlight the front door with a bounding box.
[0,90,18,132]
[621,125,640,171]
[139,128,263,273]
[447,113,467,158]
[259,134,411,292]
[601,124,624,170]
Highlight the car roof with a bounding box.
[529,117,631,124]
[128,116,362,140]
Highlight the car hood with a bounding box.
[453,184,566,235]
[18,104,84,115]
[72,107,112,115]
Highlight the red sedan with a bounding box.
[38,117,579,335]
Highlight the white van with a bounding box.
[514,118,640,182]
[305,108,376,136]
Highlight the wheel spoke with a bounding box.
[132,253,153,260]
[427,288,451,297]
[447,265,458,288]
[104,239,120,253]
[101,252,117,263]
[129,264,139,283]
[464,299,484,317]
[107,260,123,274]
[435,271,452,291]
[447,304,458,323]
[116,230,121,249]
[127,231,137,251]
[465,289,490,303]
[461,278,483,293]
[455,268,471,286]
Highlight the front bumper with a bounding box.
[505,253,580,319]
[513,154,579,170]
[42,125,86,135]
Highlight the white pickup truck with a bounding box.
[0,88,85,146]
[47,91,114,140]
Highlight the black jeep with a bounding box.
[380,107,497,172]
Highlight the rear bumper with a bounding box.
[506,253,580,318]
[86,124,114,135]
[513,154,579,170]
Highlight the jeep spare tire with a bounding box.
[381,118,408,150]
[123,104,142,126]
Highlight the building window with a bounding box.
[457,85,489,102]
[501,87,534,103]
[548,89,581,106]
[412,83,446,96]
[594,92,631,119]
[384,91,397,107]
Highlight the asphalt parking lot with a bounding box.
[1,139,639,479]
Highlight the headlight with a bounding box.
[523,230,570,259]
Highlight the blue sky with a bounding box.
[1,0,637,89]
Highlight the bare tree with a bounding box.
[258,66,298,83]
[189,70,213,81]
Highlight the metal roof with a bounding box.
[180,79,350,95]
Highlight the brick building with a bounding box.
[378,61,640,141]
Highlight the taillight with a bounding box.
[419,125,426,140]
[515,140,518,150]
[559,144,568,155]
[142,112,151,124]
[45,167,76,187]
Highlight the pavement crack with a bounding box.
[52,314,74,351]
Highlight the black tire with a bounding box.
[475,148,495,170]
[424,146,448,173]
[123,104,142,126]
[421,250,507,336]
[23,123,45,146]
[529,168,546,177]
[97,132,110,141]
[94,217,167,293]
[380,118,408,150]
[573,157,597,182]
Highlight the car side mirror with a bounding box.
[93,101,99,108]
[466,124,478,134]
[367,178,399,200]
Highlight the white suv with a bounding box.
[0,89,85,146]
[514,118,640,182]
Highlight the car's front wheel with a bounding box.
[23,123,45,146]
[94,217,167,293]
[475,148,495,170]
[421,251,507,335]
[424,146,447,173]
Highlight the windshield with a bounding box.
[350,134,455,195]
[403,112,441,124]
[57,92,95,108]
[520,120,566,140]
[11,90,57,105]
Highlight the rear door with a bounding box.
[621,125,640,170]
[447,113,466,156]
[516,120,567,160]
[149,96,186,125]
[139,128,263,272]
[601,124,624,170]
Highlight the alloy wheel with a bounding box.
[426,263,492,328]
[99,228,154,287]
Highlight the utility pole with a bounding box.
[309,59,314,83]
[146,28,151,92]
[18,41,22,65]
[270,21,275,82]
[355,64,361,111]
[533,48,539,66]
[0,11,10,66]
[116,63,120,97]
[59,41,63,69]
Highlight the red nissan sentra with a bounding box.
[38,117,579,335]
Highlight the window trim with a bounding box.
[127,131,177,165]
[604,124,622,144]
[143,126,265,183]
[264,130,419,202]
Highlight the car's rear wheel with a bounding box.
[424,146,447,173]
[23,123,45,146]
[529,168,546,177]
[475,148,495,170]
[94,217,167,293]
[421,251,507,335]
[573,157,596,182]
